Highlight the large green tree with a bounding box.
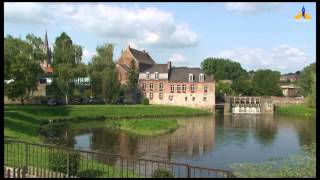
[89,44,119,103]
[52,32,77,104]
[251,69,283,96]
[308,71,316,108]
[297,63,316,97]
[4,35,42,104]
[201,58,248,81]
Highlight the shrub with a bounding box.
[152,169,175,178]
[141,97,149,105]
[77,169,104,178]
[49,150,80,176]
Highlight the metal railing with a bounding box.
[4,138,235,178]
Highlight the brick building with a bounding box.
[116,46,216,111]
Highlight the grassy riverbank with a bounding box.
[229,143,316,178]
[275,104,316,118]
[4,104,210,142]
[107,119,179,136]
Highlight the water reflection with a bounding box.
[41,113,315,168]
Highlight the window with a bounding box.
[150,83,154,91]
[149,93,153,99]
[169,95,173,101]
[199,74,205,82]
[204,86,208,94]
[182,84,186,93]
[146,72,150,80]
[177,85,181,93]
[203,97,207,101]
[39,78,47,84]
[159,83,163,91]
[142,92,146,97]
[159,93,163,100]
[189,74,194,82]
[154,72,159,80]
[191,84,195,93]
[170,85,174,93]
[185,97,188,101]
[141,83,146,91]
[192,97,195,101]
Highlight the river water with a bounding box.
[41,113,316,169]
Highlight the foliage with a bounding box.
[127,59,139,89]
[48,150,81,176]
[215,81,236,96]
[231,75,252,96]
[152,169,175,178]
[141,97,150,105]
[275,104,316,118]
[251,69,283,96]
[307,71,316,108]
[77,169,104,178]
[108,119,179,136]
[89,44,120,103]
[229,143,316,178]
[297,63,316,97]
[201,58,248,81]
[4,34,43,104]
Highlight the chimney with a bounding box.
[167,61,172,70]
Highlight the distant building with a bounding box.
[116,46,216,111]
[280,85,299,97]
[280,72,299,82]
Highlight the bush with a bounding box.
[152,169,175,178]
[141,97,149,105]
[77,169,104,178]
[49,150,80,176]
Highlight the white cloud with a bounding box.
[168,53,187,66]
[225,2,282,15]
[4,3,198,48]
[214,44,313,73]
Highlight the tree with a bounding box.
[231,75,252,96]
[308,71,316,108]
[89,44,119,103]
[127,59,139,89]
[73,44,83,64]
[4,35,42,104]
[52,32,76,104]
[216,81,236,97]
[251,69,283,96]
[297,63,316,97]
[201,58,248,81]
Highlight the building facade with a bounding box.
[116,46,215,111]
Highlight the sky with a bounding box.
[4,2,316,74]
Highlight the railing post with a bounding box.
[24,143,28,177]
[187,165,191,178]
[67,151,70,178]
[120,156,123,178]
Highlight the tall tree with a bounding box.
[4,35,42,104]
[89,44,119,103]
[201,58,248,81]
[73,44,83,64]
[297,63,316,97]
[251,69,283,96]
[52,32,76,104]
[308,71,316,108]
[127,59,139,103]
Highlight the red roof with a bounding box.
[41,65,54,73]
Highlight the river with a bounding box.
[41,112,316,169]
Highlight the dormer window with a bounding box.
[146,72,150,80]
[189,74,194,82]
[154,72,159,80]
[199,74,205,82]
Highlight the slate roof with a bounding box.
[117,64,129,71]
[129,47,156,65]
[168,67,214,82]
[141,64,169,73]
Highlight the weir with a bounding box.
[224,96,273,114]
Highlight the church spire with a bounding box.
[44,27,52,66]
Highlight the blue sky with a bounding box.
[4,2,316,74]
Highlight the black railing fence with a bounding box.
[4,138,235,178]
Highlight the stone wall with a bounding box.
[270,96,306,106]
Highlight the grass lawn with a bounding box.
[107,119,179,136]
[275,104,316,118]
[4,104,210,143]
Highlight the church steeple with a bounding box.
[44,28,52,66]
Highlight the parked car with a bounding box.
[88,98,104,104]
[47,98,65,106]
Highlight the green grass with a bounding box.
[275,104,316,118]
[107,119,179,136]
[4,104,210,142]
